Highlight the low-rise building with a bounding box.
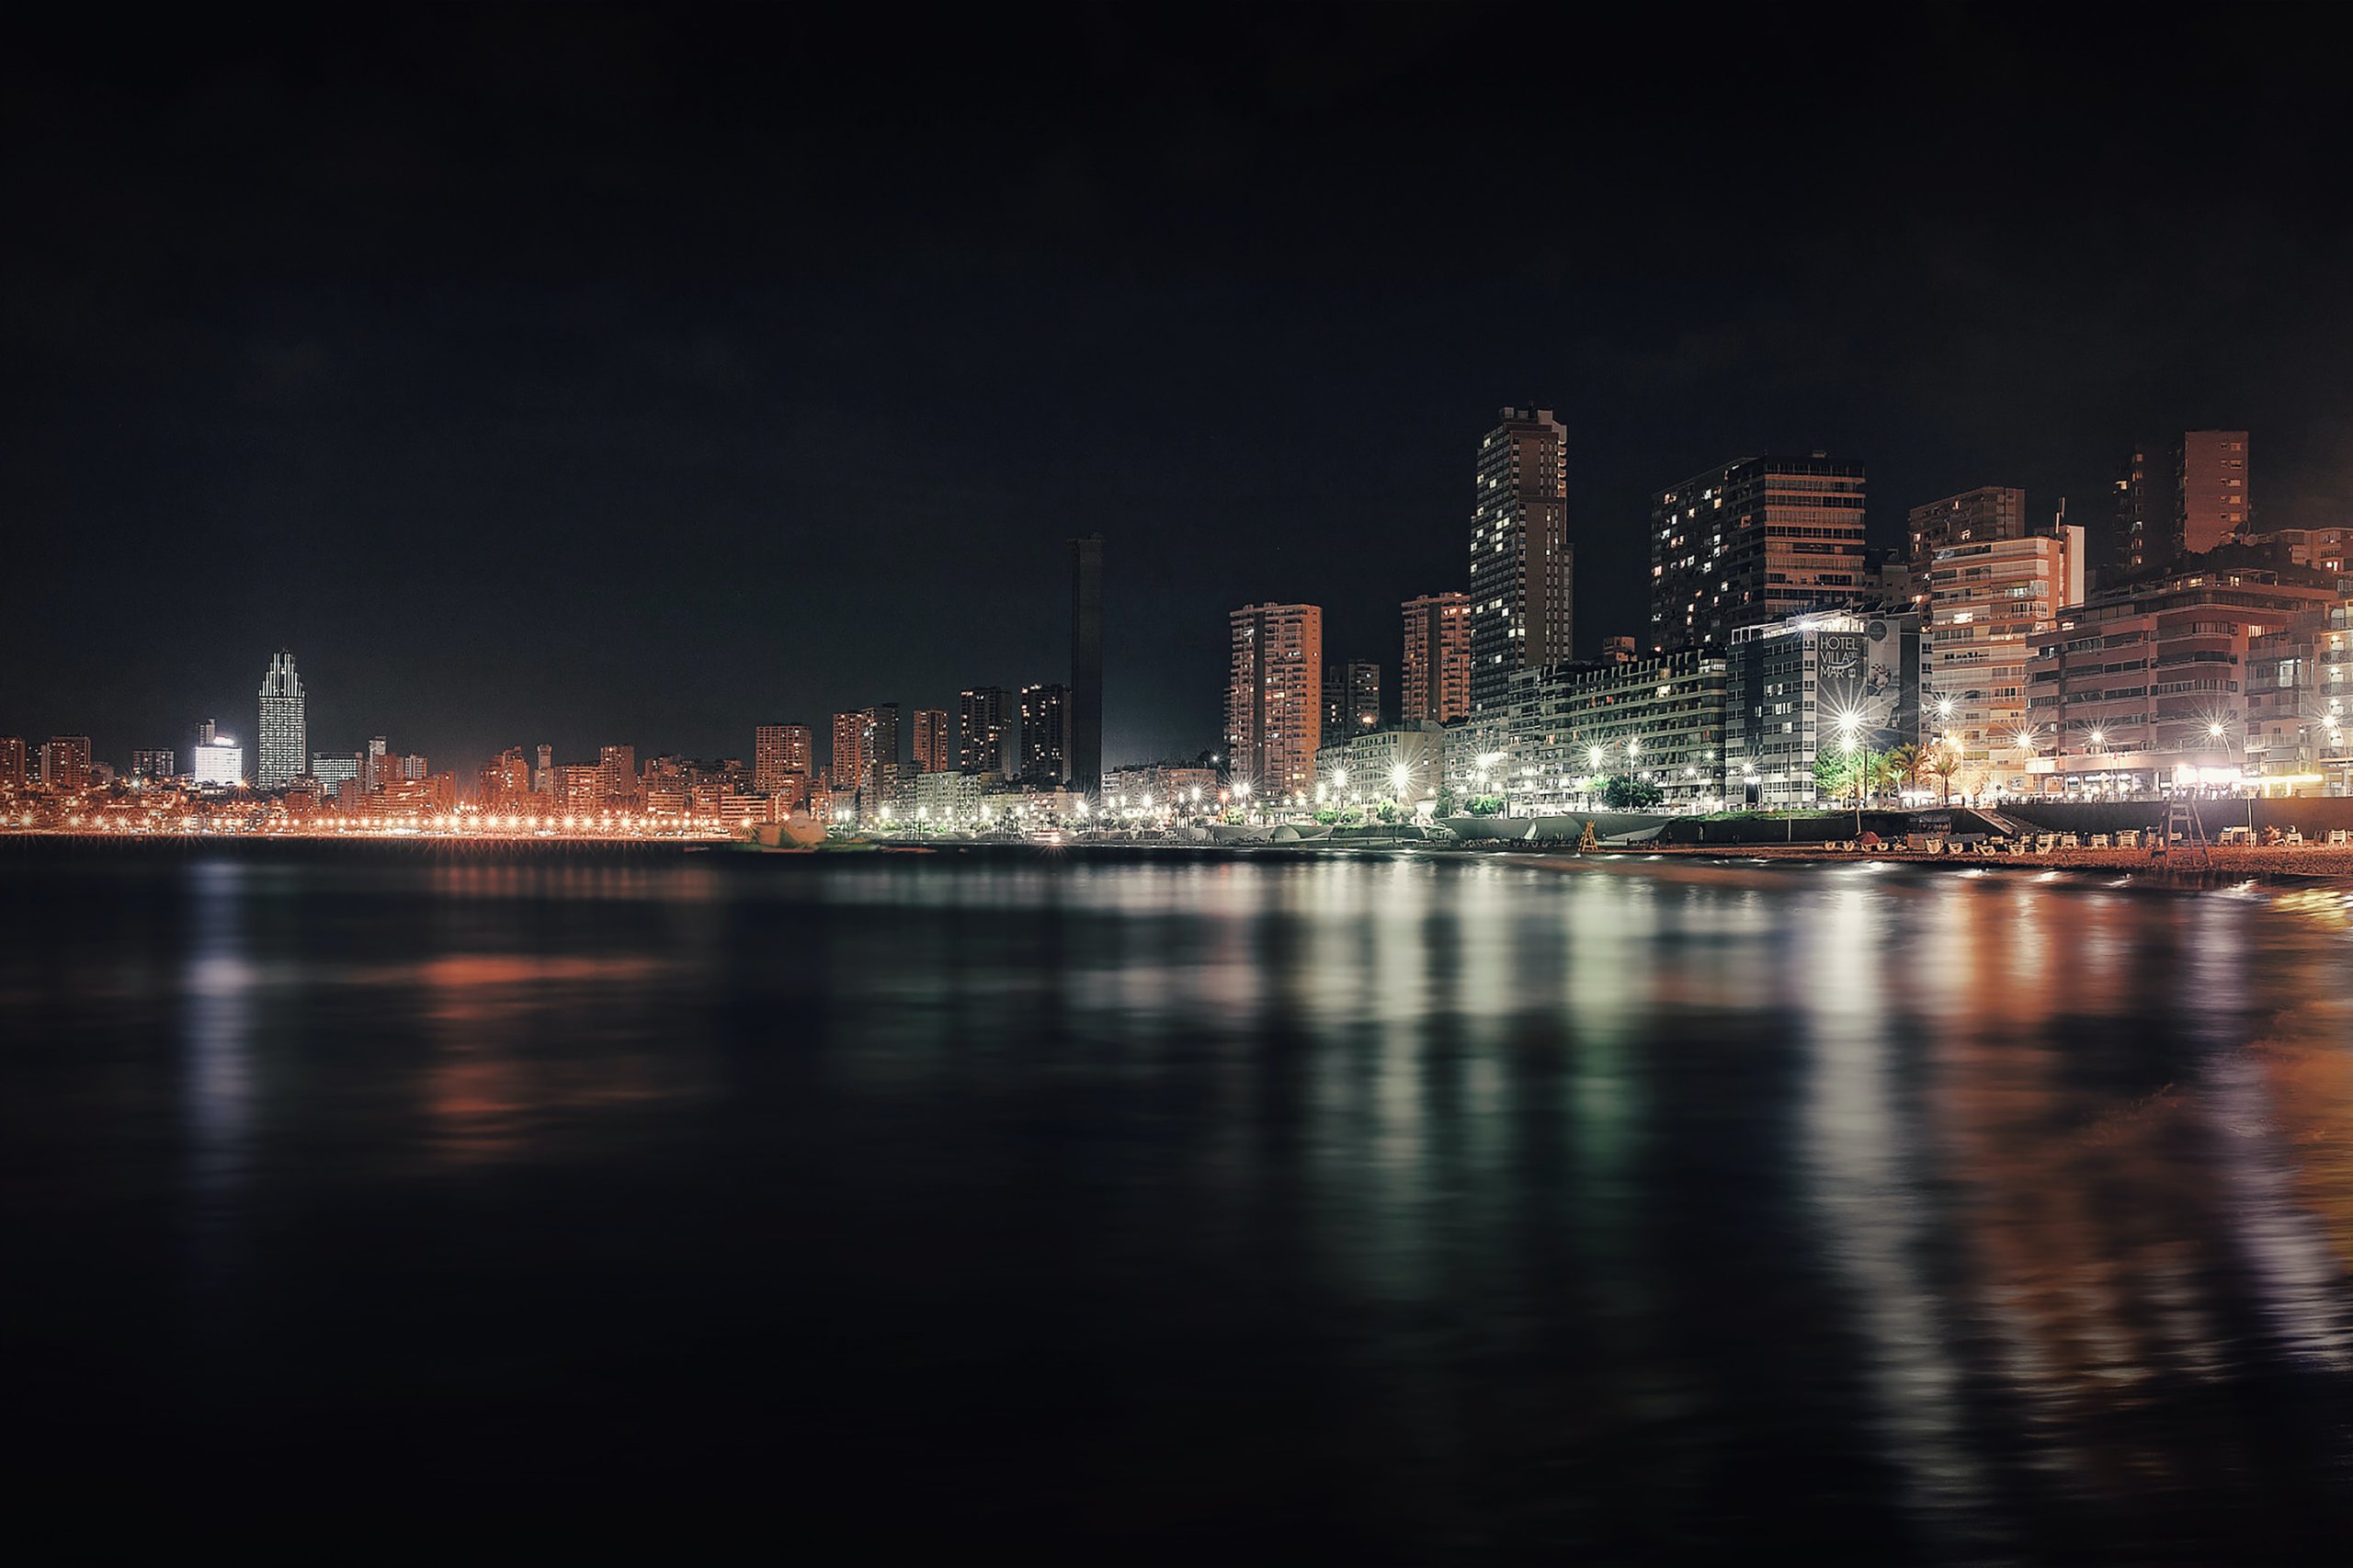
[1442,649,1730,811]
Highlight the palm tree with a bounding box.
[1922,739,1961,806]
[1885,744,1925,804]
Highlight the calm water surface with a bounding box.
[5,842,2352,1562]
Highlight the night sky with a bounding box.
[6,6,2347,776]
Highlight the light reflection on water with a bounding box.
[2,845,2351,1560]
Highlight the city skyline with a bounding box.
[6,9,2350,774]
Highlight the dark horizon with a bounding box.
[6,5,2348,775]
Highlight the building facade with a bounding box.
[2115,445,2161,573]
[131,749,176,781]
[1225,602,1323,801]
[957,687,1013,777]
[192,732,244,787]
[911,709,950,774]
[1651,455,1869,653]
[2177,430,2250,556]
[753,723,814,794]
[1401,591,1471,724]
[1724,612,1921,809]
[2245,606,2353,794]
[1017,683,1067,784]
[1321,660,1381,742]
[1314,722,1447,812]
[597,744,638,807]
[1442,650,1729,812]
[1469,408,1573,710]
[1906,486,2026,579]
[40,734,93,792]
[1923,527,2085,790]
[256,649,306,790]
[2026,564,2337,793]
[0,736,23,791]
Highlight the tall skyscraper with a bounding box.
[0,736,25,790]
[754,724,814,793]
[1225,603,1322,798]
[1649,453,1868,651]
[831,707,900,794]
[2114,444,2159,573]
[958,687,1014,777]
[256,649,306,789]
[1018,684,1068,784]
[1068,534,1104,792]
[1906,486,2026,578]
[534,743,554,796]
[1401,592,1472,724]
[912,710,950,774]
[597,744,638,806]
[831,711,868,790]
[1469,408,1573,709]
[365,736,390,791]
[40,735,92,792]
[2177,429,2250,555]
[1321,661,1381,740]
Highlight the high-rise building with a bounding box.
[0,736,24,791]
[831,707,900,794]
[754,724,815,793]
[401,754,430,782]
[256,649,306,789]
[912,709,950,774]
[1225,603,1322,799]
[364,736,390,791]
[1401,592,1472,724]
[1321,660,1381,740]
[191,729,242,787]
[1923,527,2086,787]
[1469,408,1573,709]
[1018,683,1068,784]
[597,744,638,806]
[1650,454,1868,652]
[130,749,175,781]
[1906,487,2026,578]
[40,735,93,792]
[534,744,553,796]
[2177,430,2250,555]
[2114,445,2160,574]
[831,712,867,791]
[958,687,1014,777]
[1069,534,1104,791]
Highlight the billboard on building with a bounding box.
[1816,620,1916,754]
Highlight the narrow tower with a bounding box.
[256,649,306,790]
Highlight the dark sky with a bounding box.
[6,5,2347,775]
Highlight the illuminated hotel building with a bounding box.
[1440,651,1727,811]
[958,687,1013,777]
[1906,486,2026,579]
[1225,602,1322,798]
[1469,408,1573,710]
[830,706,900,794]
[1723,611,1921,809]
[754,724,814,793]
[1018,683,1067,784]
[1401,591,1471,724]
[2246,606,2353,794]
[1924,527,2085,787]
[1651,454,1868,652]
[911,709,949,774]
[256,649,306,789]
